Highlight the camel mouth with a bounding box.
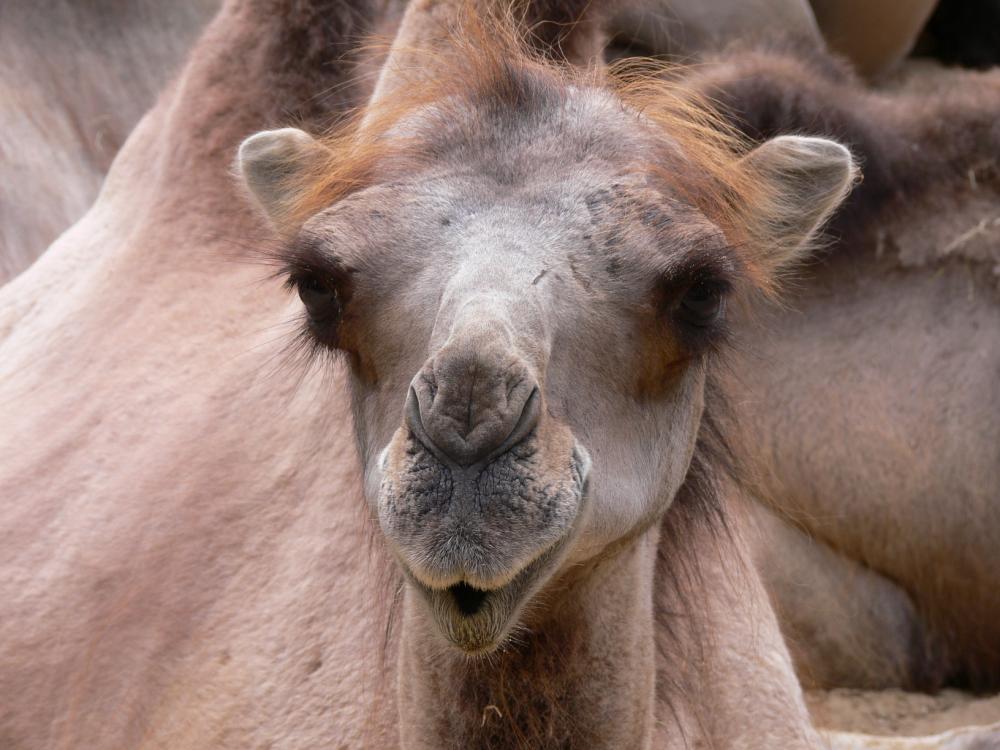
[415,566,532,653]
[380,433,593,652]
[406,520,582,654]
[448,581,490,617]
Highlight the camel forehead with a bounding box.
[295,85,729,304]
[302,165,708,283]
[308,89,706,256]
[382,86,661,185]
[302,175,601,285]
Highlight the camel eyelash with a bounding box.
[273,235,356,355]
[278,234,351,291]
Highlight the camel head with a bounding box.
[236,26,855,655]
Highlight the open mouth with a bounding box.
[405,536,573,654]
[448,581,490,616]
[414,572,528,653]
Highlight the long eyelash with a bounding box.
[245,310,346,399]
[280,257,347,295]
[222,232,350,382]
[277,232,352,291]
[268,242,352,367]
[660,238,744,286]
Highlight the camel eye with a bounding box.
[677,280,725,328]
[296,274,341,324]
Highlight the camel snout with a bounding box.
[406,335,541,468]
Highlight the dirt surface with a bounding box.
[808,689,1000,737]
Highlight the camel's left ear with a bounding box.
[237,127,329,230]
[739,135,857,272]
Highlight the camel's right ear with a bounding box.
[237,128,328,229]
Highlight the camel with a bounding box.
[1,0,998,748]
[0,0,218,284]
[236,2,876,746]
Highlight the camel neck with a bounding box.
[395,528,659,749]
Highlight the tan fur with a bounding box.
[0,1,404,747]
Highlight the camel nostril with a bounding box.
[405,364,541,467]
[404,385,438,457]
[498,387,541,456]
[421,372,438,402]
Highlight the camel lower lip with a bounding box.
[406,553,556,653]
[416,575,525,653]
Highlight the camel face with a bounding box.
[294,95,718,652]
[239,65,854,654]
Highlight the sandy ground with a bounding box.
[808,689,1000,737]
